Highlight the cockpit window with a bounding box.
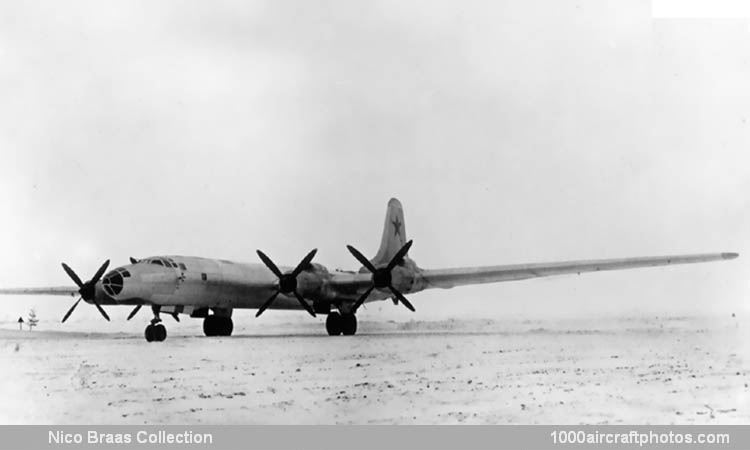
[142,257,180,268]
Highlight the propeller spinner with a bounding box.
[60,260,111,323]
[347,240,415,312]
[255,249,318,318]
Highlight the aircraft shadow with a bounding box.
[222,330,514,339]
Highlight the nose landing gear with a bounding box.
[145,322,167,342]
[144,306,167,342]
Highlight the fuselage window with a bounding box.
[179,263,187,271]
[122,270,131,277]
[201,273,207,281]
[151,260,163,266]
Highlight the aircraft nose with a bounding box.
[101,267,131,297]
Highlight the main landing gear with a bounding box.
[144,306,167,342]
[203,315,233,337]
[326,312,357,336]
[142,306,233,341]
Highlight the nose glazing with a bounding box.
[102,267,131,296]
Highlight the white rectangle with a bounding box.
[653,0,750,18]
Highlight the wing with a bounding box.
[0,286,78,296]
[419,252,738,289]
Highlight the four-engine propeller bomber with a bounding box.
[0,198,739,341]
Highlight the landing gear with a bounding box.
[326,312,342,335]
[341,313,357,335]
[326,312,357,336]
[145,323,167,342]
[203,316,233,337]
[144,306,167,342]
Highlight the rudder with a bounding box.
[371,198,407,266]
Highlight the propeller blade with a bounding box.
[91,299,111,321]
[61,263,84,288]
[353,285,375,311]
[386,240,414,271]
[346,241,417,314]
[256,250,320,319]
[90,260,111,285]
[256,250,283,278]
[61,297,82,323]
[129,257,139,264]
[293,291,316,317]
[346,245,377,273]
[389,286,415,312]
[126,305,142,321]
[255,290,280,317]
[291,248,318,277]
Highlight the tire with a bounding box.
[154,324,167,341]
[219,317,233,336]
[341,314,357,336]
[203,316,217,337]
[326,312,342,336]
[204,316,232,337]
[144,324,155,342]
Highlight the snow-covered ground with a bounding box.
[0,314,747,424]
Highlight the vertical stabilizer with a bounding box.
[371,198,407,266]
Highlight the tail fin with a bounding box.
[371,198,408,266]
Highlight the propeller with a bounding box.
[347,240,415,312]
[60,260,111,323]
[126,304,142,321]
[255,249,318,318]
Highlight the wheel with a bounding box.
[144,324,155,342]
[204,316,233,337]
[154,324,167,341]
[219,317,233,336]
[341,314,357,336]
[326,312,342,336]
[203,316,217,337]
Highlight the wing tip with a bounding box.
[722,252,739,260]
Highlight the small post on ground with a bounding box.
[17,317,24,331]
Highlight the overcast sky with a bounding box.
[0,0,748,326]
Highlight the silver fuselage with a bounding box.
[91,255,420,311]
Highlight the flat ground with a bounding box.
[0,315,747,424]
